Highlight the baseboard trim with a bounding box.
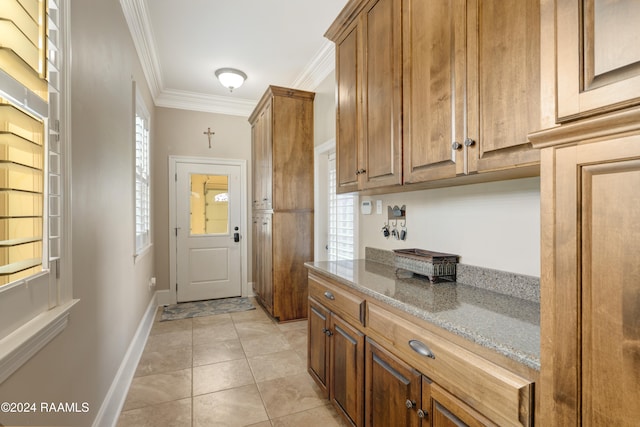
[92,293,157,427]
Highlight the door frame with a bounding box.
[168,156,248,305]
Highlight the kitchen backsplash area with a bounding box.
[365,247,540,303]
[358,177,541,278]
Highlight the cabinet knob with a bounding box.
[464,138,476,147]
[408,339,435,359]
[452,141,462,150]
[405,399,416,409]
[355,168,367,175]
[417,409,428,419]
[324,291,335,300]
[322,328,333,337]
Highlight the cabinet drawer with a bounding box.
[367,303,533,427]
[308,275,365,325]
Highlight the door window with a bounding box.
[190,174,229,235]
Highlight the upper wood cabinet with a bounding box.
[328,0,540,192]
[403,0,540,184]
[328,0,403,193]
[556,0,640,122]
[249,86,315,211]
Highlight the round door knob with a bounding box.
[405,399,416,409]
[452,141,462,150]
[418,409,428,419]
[464,138,476,147]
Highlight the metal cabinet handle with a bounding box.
[452,141,462,150]
[321,327,333,337]
[464,137,476,147]
[324,291,335,300]
[417,409,428,419]
[408,339,435,359]
[406,399,416,409]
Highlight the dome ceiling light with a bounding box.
[215,68,247,92]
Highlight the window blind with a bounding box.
[0,0,48,101]
[135,101,150,253]
[0,99,44,285]
[0,0,49,285]
[328,152,355,261]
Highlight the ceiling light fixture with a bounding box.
[215,68,247,92]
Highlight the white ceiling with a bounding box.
[120,0,348,116]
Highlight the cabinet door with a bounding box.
[308,298,330,396]
[272,211,312,321]
[402,0,465,183]
[330,313,365,426]
[271,93,314,210]
[251,122,262,209]
[556,0,640,121]
[422,378,494,427]
[259,214,273,314]
[335,25,360,194]
[260,101,273,210]
[467,0,540,174]
[365,338,421,427]
[360,0,402,190]
[542,136,640,425]
[251,216,260,297]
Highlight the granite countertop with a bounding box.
[305,259,540,371]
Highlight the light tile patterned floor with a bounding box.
[117,299,349,427]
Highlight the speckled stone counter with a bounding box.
[305,259,540,371]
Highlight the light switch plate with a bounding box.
[376,200,383,214]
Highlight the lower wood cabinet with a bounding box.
[308,297,364,426]
[365,338,421,427]
[365,338,493,427]
[306,272,535,427]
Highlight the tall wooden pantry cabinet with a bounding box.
[529,0,640,424]
[249,86,314,322]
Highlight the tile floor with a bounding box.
[117,299,349,427]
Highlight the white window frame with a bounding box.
[134,86,151,258]
[314,139,358,262]
[0,0,75,384]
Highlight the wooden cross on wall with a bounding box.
[203,127,215,149]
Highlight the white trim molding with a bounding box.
[292,40,336,92]
[92,294,157,427]
[155,89,257,117]
[0,299,79,384]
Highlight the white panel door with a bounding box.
[176,162,242,302]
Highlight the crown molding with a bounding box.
[120,0,335,115]
[155,89,257,117]
[291,40,336,91]
[120,0,163,98]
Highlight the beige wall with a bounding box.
[0,0,156,425]
[314,70,337,146]
[152,107,252,292]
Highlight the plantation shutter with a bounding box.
[0,0,49,100]
[328,152,355,261]
[0,0,48,285]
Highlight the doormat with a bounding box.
[160,297,256,321]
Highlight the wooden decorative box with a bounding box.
[393,249,460,283]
